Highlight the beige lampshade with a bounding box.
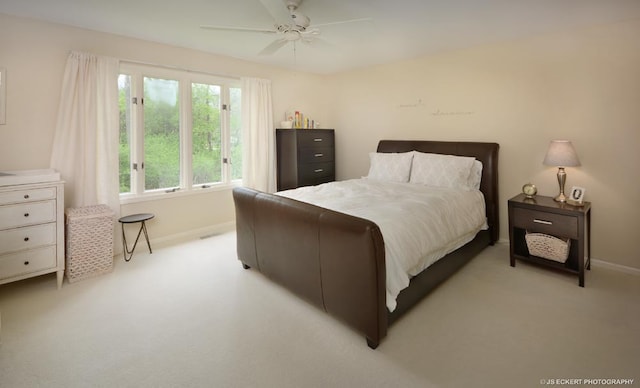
[543,140,581,167]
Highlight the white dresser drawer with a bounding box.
[0,200,56,230]
[0,246,57,280]
[0,223,57,255]
[0,187,57,205]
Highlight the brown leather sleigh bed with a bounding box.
[232,140,499,348]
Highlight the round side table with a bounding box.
[118,213,154,262]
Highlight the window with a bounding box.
[118,64,241,199]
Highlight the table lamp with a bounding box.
[543,140,580,202]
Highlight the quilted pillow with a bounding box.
[409,152,476,189]
[366,152,414,183]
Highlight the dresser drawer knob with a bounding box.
[24,261,30,266]
[24,237,30,242]
[314,169,324,173]
[314,153,324,157]
[313,138,323,142]
[533,219,553,225]
[24,194,30,199]
[24,213,30,217]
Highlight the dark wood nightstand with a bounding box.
[508,193,591,286]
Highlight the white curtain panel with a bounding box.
[49,51,120,215]
[240,77,276,193]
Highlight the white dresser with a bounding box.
[0,171,65,288]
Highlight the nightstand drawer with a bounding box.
[512,207,578,239]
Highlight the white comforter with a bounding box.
[277,178,487,312]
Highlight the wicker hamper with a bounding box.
[65,204,115,283]
[525,232,571,263]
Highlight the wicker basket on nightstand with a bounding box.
[65,205,115,283]
[525,232,571,263]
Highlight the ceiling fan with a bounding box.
[200,0,370,55]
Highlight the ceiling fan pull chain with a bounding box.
[293,41,297,64]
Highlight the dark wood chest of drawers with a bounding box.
[276,129,335,190]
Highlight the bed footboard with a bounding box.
[233,186,387,348]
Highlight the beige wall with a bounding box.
[2,13,639,269]
[0,13,330,245]
[329,19,640,269]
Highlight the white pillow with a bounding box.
[409,152,476,189]
[366,152,414,183]
[468,160,483,190]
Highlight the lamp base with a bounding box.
[554,167,567,203]
[554,193,567,203]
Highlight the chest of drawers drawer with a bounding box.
[0,223,57,255]
[512,207,578,239]
[298,162,335,185]
[298,147,334,164]
[0,246,57,279]
[296,131,335,148]
[0,187,57,205]
[0,200,56,230]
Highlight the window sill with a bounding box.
[119,180,242,205]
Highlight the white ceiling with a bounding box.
[2,0,640,74]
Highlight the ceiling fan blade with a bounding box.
[299,27,320,37]
[310,17,372,28]
[259,39,289,56]
[200,25,277,34]
[258,0,293,24]
[300,37,332,49]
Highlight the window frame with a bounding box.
[118,63,241,204]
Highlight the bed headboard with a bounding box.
[376,140,500,243]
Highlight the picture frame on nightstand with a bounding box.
[567,186,586,206]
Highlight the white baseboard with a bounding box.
[590,259,640,275]
[150,222,236,249]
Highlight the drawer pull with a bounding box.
[24,194,30,199]
[24,261,30,266]
[24,213,30,217]
[313,138,323,142]
[314,153,324,157]
[533,219,553,225]
[24,237,30,242]
[314,169,324,173]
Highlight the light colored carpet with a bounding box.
[0,232,638,388]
